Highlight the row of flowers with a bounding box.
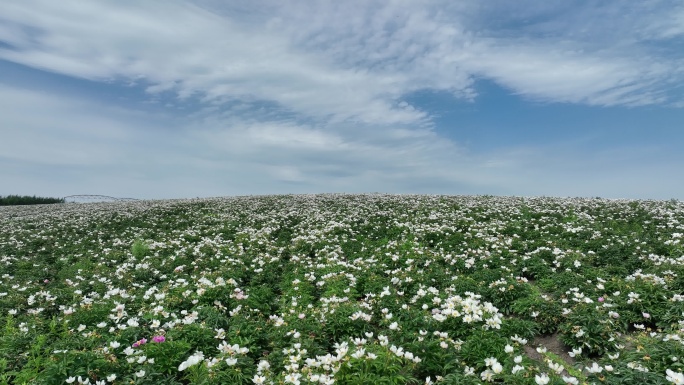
[1,194,684,384]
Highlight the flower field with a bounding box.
[2,194,684,385]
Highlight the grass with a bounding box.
[0,194,683,384]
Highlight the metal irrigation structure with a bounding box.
[63,195,139,203]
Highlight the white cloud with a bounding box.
[1,0,682,118]
[0,84,482,198]
[0,85,135,166]
[2,84,682,200]
[0,1,435,126]
[1,1,683,199]
[462,40,672,106]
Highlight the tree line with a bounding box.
[0,195,65,206]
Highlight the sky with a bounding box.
[1,1,684,200]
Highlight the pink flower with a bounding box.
[598,297,604,302]
[643,312,650,319]
[132,338,147,348]
[152,335,166,343]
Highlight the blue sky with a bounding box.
[1,1,683,200]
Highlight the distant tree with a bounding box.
[0,195,65,206]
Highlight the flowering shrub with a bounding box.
[1,194,684,384]
[559,302,620,356]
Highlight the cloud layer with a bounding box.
[1,1,683,199]
[3,0,683,112]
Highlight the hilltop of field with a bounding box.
[1,194,683,384]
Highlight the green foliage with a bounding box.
[459,330,509,366]
[145,340,193,374]
[499,317,539,340]
[484,278,533,315]
[511,295,563,334]
[131,239,150,258]
[559,303,619,357]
